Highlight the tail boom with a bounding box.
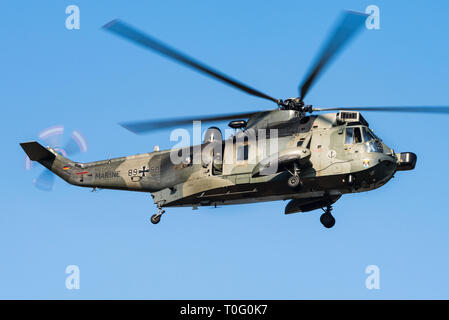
[20,141,163,192]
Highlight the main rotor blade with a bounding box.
[299,11,368,101]
[313,106,449,114]
[103,19,279,104]
[120,111,263,134]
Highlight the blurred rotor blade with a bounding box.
[64,130,88,156]
[120,111,263,134]
[103,19,279,104]
[313,106,449,114]
[33,169,55,192]
[38,125,64,148]
[299,11,368,101]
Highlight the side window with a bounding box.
[354,127,362,143]
[237,144,249,161]
[345,127,362,144]
[345,128,354,144]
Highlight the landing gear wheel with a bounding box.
[150,214,161,224]
[151,207,165,225]
[320,204,335,228]
[320,213,335,228]
[288,175,301,189]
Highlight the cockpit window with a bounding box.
[362,127,375,142]
[346,127,363,144]
[370,128,380,140]
[354,127,362,143]
[363,127,383,153]
[345,128,354,144]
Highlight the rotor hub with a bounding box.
[279,98,313,114]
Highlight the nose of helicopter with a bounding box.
[350,141,398,190]
[356,155,396,190]
[356,142,417,191]
[375,140,417,171]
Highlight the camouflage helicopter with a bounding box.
[21,11,449,228]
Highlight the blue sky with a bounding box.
[1,0,448,299]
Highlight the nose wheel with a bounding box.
[320,205,335,228]
[151,207,165,224]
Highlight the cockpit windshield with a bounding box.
[362,127,376,142]
[345,126,383,152]
[362,127,383,153]
[346,126,379,144]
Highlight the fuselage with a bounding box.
[37,111,414,210]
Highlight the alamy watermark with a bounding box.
[65,265,80,290]
[66,5,80,30]
[365,5,380,30]
[168,122,281,176]
[365,265,380,290]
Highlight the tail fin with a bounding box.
[20,141,55,162]
[20,141,73,184]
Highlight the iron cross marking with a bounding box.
[139,166,150,177]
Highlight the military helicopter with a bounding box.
[21,11,449,228]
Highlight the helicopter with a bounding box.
[20,11,449,228]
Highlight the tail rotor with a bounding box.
[24,125,88,191]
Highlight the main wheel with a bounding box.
[150,214,161,224]
[288,175,301,189]
[320,213,335,228]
